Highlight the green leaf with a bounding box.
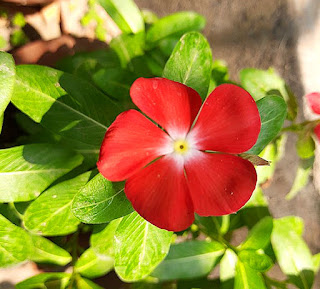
[72,173,133,224]
[12,65,120,162]
[110,32,145,68]
[220,249,238,289]
[29,234,72,266]
[272,217,314,289]
[286,158,313,200]
[91,219,121,256]
[296,134,315,159]
[24,172,92,236]
[240,68,297,120]
[273,216,304,236]
[0,144,83,202]
[141,9,159,25]
[234,261,267,289]
[238,250,273,272]
[247,95,287,155]
[240,217,273,250]
[152,240,225,281]
[312,253,320,273]
[0,214,33,267]
[56,49,120,81]
[208,60,230,93]
[163,32,212,99]
[75,220,121,279]
[76,276,104,289]
[114,212,173,281]
[92,67,137,101]
[15,273,71,289]
[195,215,230,238]
[98,0,144,34]
[146,12,206,47]
[75,247,114,279]
[0,52,15,132]
[256,135,287,185]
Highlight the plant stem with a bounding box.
[67,231,79,289]
[263,273,288,289]
[282,119,320,133]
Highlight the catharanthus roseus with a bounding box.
[97,78,261,231]
[306,92,320,138]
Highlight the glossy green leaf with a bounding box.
[146,12,206,47]
[240,68,297,120]
[98,0,144,34]
[234,261,267,289]
[76,277,104,289]
[72,173,133,224]
[238,250,273,272]
[75,247,114,278]
[240,217,273,250]
[220,249,238,289]
[272,217,314,289]
[12,65,120,162]
[24,172,92,236]
[15,273,71,289]
[110,32,145,68]
[0,144,83,202]
[286,158,313,200]
[0,52,15,132]
[247,95,287,155]
[0,214,33,267]
[152,240,225,281]
[163,32,212,99]
[29,234,72,266]
[91,219,121,256]
[114,212,173,281]
[296,134,315,159]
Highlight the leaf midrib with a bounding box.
[15,79,107,130]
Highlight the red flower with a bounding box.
[97,78,261,231]
[306,92,320,138]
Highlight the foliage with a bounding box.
[0,1,318,288]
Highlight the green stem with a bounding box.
[263,273,288,289]
[67,231,79,289]
[282,119,320,133]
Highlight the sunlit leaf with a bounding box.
[114,212,173,281]
[0,144,83,202]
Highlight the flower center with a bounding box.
[173,140,189,155]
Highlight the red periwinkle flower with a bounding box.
[306,92,320,138]
[97,78,261,231]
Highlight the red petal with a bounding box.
[306,92,320,114]
[189,84,261,154]
[130,77,202,139]
[314,124,320,139]
[97,110,172,182]
[185,151,257,216]
[125,155,194,231]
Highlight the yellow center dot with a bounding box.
[174,140,189,155]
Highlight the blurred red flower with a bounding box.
[306,92,320,138]
[98,78,261,231]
